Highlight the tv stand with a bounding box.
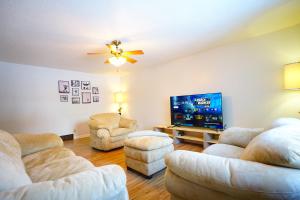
[153,125,222,149]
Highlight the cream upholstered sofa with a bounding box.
[0,130,128,200]
[89,113,137,151]
[165,120,300,200]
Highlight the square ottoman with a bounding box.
[124,130,174,178]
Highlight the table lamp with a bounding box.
[114,92,124,115]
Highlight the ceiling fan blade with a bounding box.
[87,52,103,55]
[104,59,110,64]
[123,50,144,56]
[123,56,137,64]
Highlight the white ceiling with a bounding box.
[0,0,299,74]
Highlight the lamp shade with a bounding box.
[114,92,124,103]
[109,56,126,67]
[284,62,300,90]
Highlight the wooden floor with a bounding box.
[64,137,202,200]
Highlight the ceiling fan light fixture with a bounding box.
[88,40,143,66]
[109,56,126,67]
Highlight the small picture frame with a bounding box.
[92,87,99,94]
[72,88,79,96]
[58,80,70,93]
[81,81,91,90]
[60,95,68,102]
[93,96,99,102]
[72,97,80,104]
[82,92,91,104]
[71,80,80,87]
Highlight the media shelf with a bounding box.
[153,125,221,149]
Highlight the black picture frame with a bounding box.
[92,87,99,94]
[58,80,70,93]
[72,97,80,104]
[81,81,91,90]
[82,92,91,104]
[71,80,80,87]
[60,95,68,102]
[72,88,79,96]
[93,96,99,102]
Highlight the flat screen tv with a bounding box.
[170,92,223,130]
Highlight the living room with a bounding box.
[1,1,300,200]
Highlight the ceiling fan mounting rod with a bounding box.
[112,40,122,46]
[111,40,123,57]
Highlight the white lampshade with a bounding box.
[284,62,300,90]
[114,92,124,103]
[108,56,126,67]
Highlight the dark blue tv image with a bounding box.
[170,92,223,130]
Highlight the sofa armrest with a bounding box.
[0,165,128,200]
[88,119,113,132]
[13,133,63,156]
[165,150,300,200]
[119,117,137,129]
[218,127,264,148]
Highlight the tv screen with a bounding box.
[170,92,223,130]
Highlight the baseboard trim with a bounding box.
[74,133,90,139]
[60,134,74,141]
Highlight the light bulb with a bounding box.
[109,56,126,67]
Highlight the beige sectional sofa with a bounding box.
[0,130,128,200]
[165,123,300,200]
[89,113,137,151]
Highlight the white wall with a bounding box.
[122,24,300,129]
[0,62,120,136]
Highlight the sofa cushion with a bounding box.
[13,133,63,156]
[241,125,300,169]
[90,113,120,129]
[23,147,75,169]
[88,120,113,132]
[219,127,264,148]
[0,130,32,191]
[125,136,173,151]
[111,128,133,137]
[26,154,94,183]
[272,118,300,128]
[119,117,136,129]
[110,134,128,143]
[203,144,244,159]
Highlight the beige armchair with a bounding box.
[165,125,300,200]
[89,113,137,151]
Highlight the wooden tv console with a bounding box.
[153,125,222,149]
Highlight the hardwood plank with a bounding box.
[64,137,202,200]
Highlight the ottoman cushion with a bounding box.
[124,136,173,151]
[124,145,174,163]
[128,130,170,138]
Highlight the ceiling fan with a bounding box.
[87,40,144,67]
